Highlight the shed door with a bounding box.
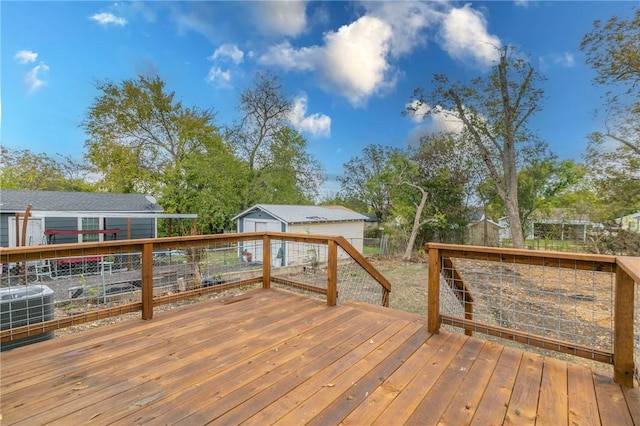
[243,219,281,264]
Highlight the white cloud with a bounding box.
[552,52,575,67]
[365,2,442,57]
[539,52,576,70]
[406,100,431,123]
[14,50,38,64]
[259,41,318,71]
[25,63,50,93]
[254,1,307,37]
[90,12,128,26]
[321,16,396,106]
[210,44,244,64]
[439,5,501,68]
[206,67,232,88]
[406,102,464,148]
[259,15,395,107]
[259,4,503,106]
[289,95,331,138]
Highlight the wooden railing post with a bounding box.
[428,245,441,334]
[327,239,338,306]
[142,243,154,320]
[614,263,635,387]
[262,234,271,289]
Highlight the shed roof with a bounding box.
[0,189,164,214]
[233,204,367,224]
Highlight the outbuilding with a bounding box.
[232,204,368,266]
[0,189,196,248]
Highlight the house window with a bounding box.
[81,217,100,242]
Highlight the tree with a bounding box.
[228,71,323,206]
[389,134,476,260]
[180,135,246,233]
[83,75,219,196]
[581,9,640,155]
[82,75,229,226]
[479,153,585,235]
[583,134,640,221]
[258,127,324,204]
[338,145,398,222]
[409,46,545,248]
[0,147,94,191]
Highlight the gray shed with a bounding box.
[232,204,367,266]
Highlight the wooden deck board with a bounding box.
[437,341,504,425]
[469,344,523,425]
[1,288,638,426]
[405,337,486,425]
[537,356,568,425]
[567,362,601,426]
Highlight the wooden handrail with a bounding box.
[1,232,392,341]
[426,242,639,388]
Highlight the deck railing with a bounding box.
[426,243,640,388]
[0,232,390,349]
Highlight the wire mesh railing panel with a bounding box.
[439,256,615,360]
[182,239,262,289]
[1,247,144,350]
[270,239,329,300]
[267,239,386,305]
[1,233,392,348]
[336,246,385,305]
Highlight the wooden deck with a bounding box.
[1,288,639,425]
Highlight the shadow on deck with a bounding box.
[1,288,639,425]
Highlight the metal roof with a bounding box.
[0,189,164,214]
[232,204,367,224]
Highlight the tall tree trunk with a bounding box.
[504,197,525,248]
[403,186,429,261]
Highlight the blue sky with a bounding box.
[2,1,637,196]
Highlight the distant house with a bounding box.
[232,204,367,266]
[499,209,599,244]
[529,209,600,241]
[466,212,502,247]
[619,212,640,233]
[361,213,379,231]
[0,189,195,248]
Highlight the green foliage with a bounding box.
[318,193,369,214]
[250,127,323,205]
[0,147,94,191]
[81,74,251,232]
[480,157,586,228]
[581,8,640,155]
[338,144,398,222]
[581,8,640,96]
[389,134,474,246]
[82,75,219,195]
[227,72,323,207]
[180,135,246,233]
[583,134,640,221]
[409,46,546,248]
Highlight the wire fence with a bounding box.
[438,257,615,362]
[1,234,390,351]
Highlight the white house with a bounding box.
[619,212,640,233]
[232,204,367,266]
